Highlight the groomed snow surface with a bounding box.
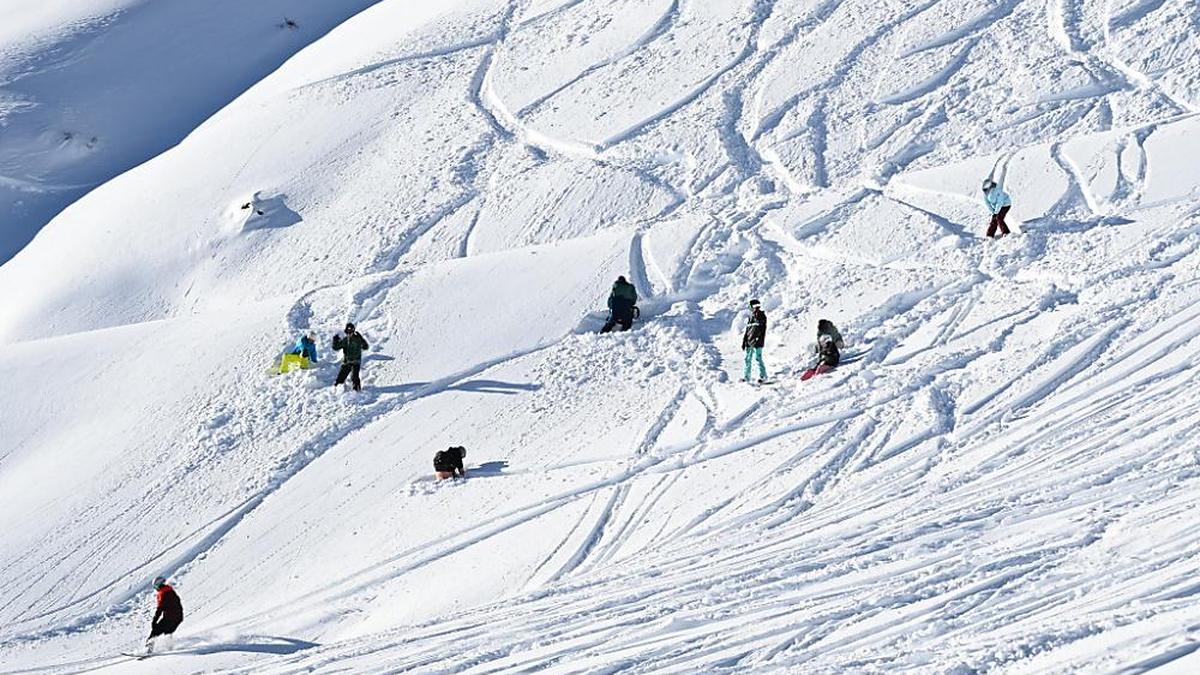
[1,0,1198,672]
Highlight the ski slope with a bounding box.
[1,0,1198,672]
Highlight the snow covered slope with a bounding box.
[0,0,382,264]
[1,0,1198,672]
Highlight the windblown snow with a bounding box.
[1,0,1198,673]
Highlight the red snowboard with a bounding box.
[800,364,834,381]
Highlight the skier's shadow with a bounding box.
[470,460,509,477]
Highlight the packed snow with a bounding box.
[0,0,1198,673]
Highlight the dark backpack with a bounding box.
[433,450,448,467]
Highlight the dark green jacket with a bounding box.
[333,333,369,364]
[608,280,637,309]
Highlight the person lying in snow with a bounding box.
[982,177,1012,239]
[434,446,467,480]
[600,276,639,333]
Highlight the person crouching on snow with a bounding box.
[434,446,467,480]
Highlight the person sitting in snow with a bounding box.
[816,319,845,351]
[146,576,183,653]
[982,177,1012,239]
[817,334,840,369]
[332,322,369,391]
[600,276,638,333]
[276,331,320,373]
[291,332,319,363]
[434,446,467,480]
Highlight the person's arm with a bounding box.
[333,334,343,351]
[359,335,369,351]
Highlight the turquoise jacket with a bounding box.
[984,185,1012,214]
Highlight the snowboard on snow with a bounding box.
[800,365,834,381]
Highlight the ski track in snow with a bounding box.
[2,0,1200,672]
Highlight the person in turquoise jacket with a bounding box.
[289,333,319,363]
[982,178,1012,238]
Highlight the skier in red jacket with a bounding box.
[146,576,184,653]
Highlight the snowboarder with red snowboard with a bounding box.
[802,320,843,380]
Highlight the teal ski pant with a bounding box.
[743,347,767,380]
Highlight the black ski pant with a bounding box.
[987,206,1011,238]
[601,301,635,333]
[149,619,181,638]
[600,314,633,333]
[336,363,362,390]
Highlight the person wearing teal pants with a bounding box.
[742,299,768,382]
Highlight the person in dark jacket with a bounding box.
[600,276,638,333]
[817,334,840,368]
[333,322,369,391]
[742,299,768,382]
[816,319,845,350]
[434,446,467,480]
[146,576,183,653]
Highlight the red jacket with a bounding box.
[154,584,184,624]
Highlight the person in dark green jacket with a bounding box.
[332,322,369,391]
[600,276,638,333]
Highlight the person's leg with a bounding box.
[600,317,616,333]
[335,363,352,386]
[743,348,753,380]
[754,348,767,380]
[986,215,999,238]
[351,364,362,391]
[996,205,1011,235]
[618,316,632,331]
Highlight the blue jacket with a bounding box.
[983,185,1012,214]
[288,336,319,362]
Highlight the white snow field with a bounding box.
[1,0,1198,672]
[0,0,382,264]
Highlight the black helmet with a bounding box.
[749,298,761,307]
[345,322,356,332]
[617,276,627,283]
